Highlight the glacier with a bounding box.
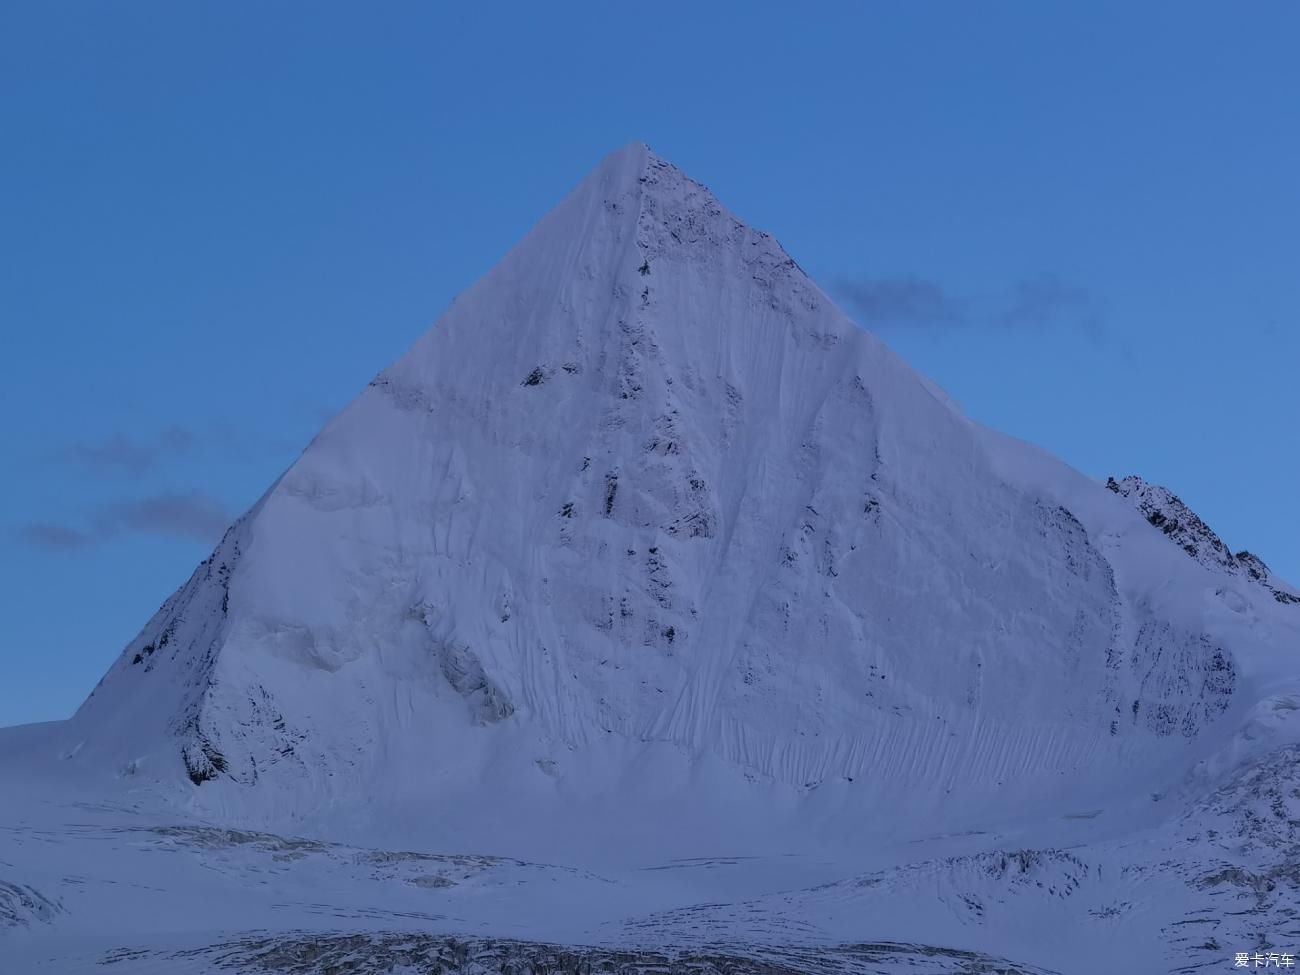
[1,143,1297,974]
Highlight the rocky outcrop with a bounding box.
[1107,476,1297,604]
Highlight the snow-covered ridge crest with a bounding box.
[1106,474,1298,604]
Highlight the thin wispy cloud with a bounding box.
[18,522,97,551]
[96,493,231,544]
[65,427,196,475]
[18,492,232,552]
[838,273,1105,340]
[994,276,1103,337]
[64,420,306,476]
[837,276,965,329]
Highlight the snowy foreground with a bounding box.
[3,144,1298,974]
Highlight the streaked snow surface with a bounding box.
[3,144,1297,974]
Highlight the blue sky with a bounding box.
[2,2,1297,727]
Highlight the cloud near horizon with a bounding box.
[17,522,97,551]
[837,273,1104,339]
[19,492,232,551]
[65,426,197,476]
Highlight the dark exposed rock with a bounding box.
[1107,476,1298,605]
[180,932,1063,975]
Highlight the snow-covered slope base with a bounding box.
[2,144,1298,974]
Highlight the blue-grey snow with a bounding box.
[3,144,1297,975]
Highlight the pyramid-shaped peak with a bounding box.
[13,145,1300,975]
[569,140,650,197]
[583,141,697,191]
[68,137,940,795]
[369,139,839,403]
[540,141,777,257]
[596,139,652,171]
[64,138,1294,841]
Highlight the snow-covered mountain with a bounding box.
[2,143,1297,975]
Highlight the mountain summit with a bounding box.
[8,145,1299,974]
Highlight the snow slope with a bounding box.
[2,143,1297,974]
